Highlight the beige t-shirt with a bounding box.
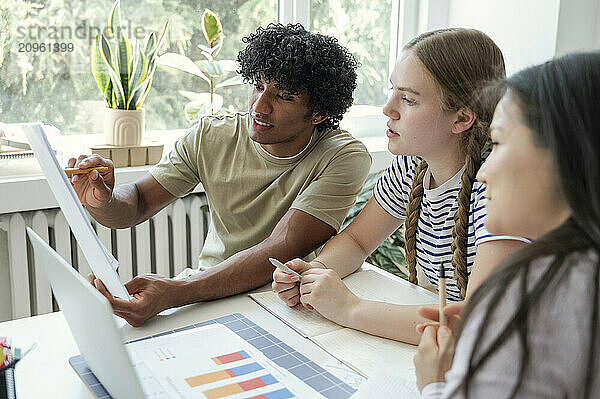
[150,113,371,271]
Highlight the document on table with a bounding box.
[249,290,341,337]
[22,123,130,299]
[126,323,316,398]
[312,328,417,380]
[249,268,437,379]
[350,371,419,398]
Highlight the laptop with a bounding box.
[26,227,146,398]
[27,228,326,399]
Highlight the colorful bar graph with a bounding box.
[212,350,250,365]
[203,375,278,399]
[185,362,264,387]
[248,388,294,399]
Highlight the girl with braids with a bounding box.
[272,28,527,344]
[414,51,600,398]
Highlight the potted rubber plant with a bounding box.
[91,0,168,145]
[157,9,243,123]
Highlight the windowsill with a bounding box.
[0,122,393,215]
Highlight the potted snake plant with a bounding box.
[91,0,168,146]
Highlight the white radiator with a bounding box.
[0,193,209,320]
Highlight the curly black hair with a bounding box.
[237,23,359,131]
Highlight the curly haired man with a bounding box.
[68,23,372,326]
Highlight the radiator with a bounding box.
[0,193,209,320]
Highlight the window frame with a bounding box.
[278,0,448,105]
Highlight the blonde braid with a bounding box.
[451,124,488,298]
[404,160,429,285]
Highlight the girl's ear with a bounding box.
[451,108,476,134]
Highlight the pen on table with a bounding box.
[64,166,109,176]
[438,264,447,327]
[269,258,301,278]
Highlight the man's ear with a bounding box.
[311,113,328,125]
[451,108,476,134]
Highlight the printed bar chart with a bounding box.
[212,350,250,365]
[185,362,264,387]
[203,374,287,399]
[70,313,358,398]
[247,388,295,399]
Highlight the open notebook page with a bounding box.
[311,327,417,379]
[350,371,419,398]
[250,268,437,338]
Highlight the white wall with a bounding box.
[555,0,600,56]
[444,0,561,75]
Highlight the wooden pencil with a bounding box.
[438,264,447,327]
[64,166,109,176]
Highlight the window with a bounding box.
[310,0,393,107]
[0,0,398,136]
[0,0,276,134]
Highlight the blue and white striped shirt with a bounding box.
[373,155,527,301]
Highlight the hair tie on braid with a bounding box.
[405,160,429,285]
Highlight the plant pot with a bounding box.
[104,108,145,146]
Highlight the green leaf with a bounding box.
[130,74,151,109]
[128,57,149,109]
[107,0,122,37]
[199,60,223,78]
[153,20,169,57]
[105,81,114,108]
[215,75,244,89]
[197,44,217,55]
[145,20,168,64]
[91,35,111,106]
[144,32,156,58]
[116,33,132,104]
[133,63,157,109]
[208,37,223,58]
[201,9,222,45]
[157,53,210,83]
[129,45,148,102]
[100,35,125,109]
[184,93,223,122]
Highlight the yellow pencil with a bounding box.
[64,166,109,176]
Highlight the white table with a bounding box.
[0,266,437,398]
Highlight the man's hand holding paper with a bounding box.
[88,273,183,327]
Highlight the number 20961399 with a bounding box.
[19,42,74,53]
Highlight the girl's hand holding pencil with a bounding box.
[415,301,465,334]
[413,301,464,391]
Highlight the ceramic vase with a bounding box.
[104,108,145,146]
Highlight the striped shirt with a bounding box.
[373,155,527,301]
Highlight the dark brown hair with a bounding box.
[458,51,600,398]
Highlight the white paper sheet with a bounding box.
[22,123,130,299]
[350,371,420,398]
[249,269,437,338]
[312,327,418,379]
[250,290,342,337]
[126,324,316,398]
